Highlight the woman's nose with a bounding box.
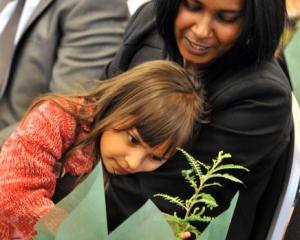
[192,14,213,38]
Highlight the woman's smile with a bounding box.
[183,36,214,56]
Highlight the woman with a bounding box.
[101,0,292,239]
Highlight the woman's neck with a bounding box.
[183,59,205,76]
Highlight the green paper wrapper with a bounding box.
[198,192,239,240]
[34,163,238,240]
[285,22,300,101]
[34,163,107,240]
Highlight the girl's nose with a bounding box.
[125,150,146,171]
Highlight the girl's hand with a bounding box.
[180,232,192,239]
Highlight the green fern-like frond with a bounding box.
[177,148,202,179]
[197,160,211,171]
[154,194,186,210]
[194,193,218,210]
[208,173,245,185]
[182,169,197,190]
[211,151,231,168]
[163,213,201,239]
[182,215,214,223]
[217,151,232,162]
[191,207,200,215]
[191,206,205,217]
[212,164,250,173]
[202,182,222,189]
[155,149,249,239]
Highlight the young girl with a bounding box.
[0,60,204,239]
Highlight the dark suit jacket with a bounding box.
[0,0,129,144]
[102,2,293,240]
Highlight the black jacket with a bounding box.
[101,2,293,240]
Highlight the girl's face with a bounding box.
[100,125,171,175]
[174,0,244,67]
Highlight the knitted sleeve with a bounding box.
[0,101,77,239]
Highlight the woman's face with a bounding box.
[174,0,244,67]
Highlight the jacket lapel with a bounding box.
[0,0,14,12]
[0,0,55,98]
[22,0,54,34]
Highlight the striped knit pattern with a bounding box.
[0,100,95,239]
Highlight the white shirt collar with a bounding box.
[0,0,42,44]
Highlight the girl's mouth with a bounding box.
[114,161,130,175]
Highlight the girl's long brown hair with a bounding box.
[23,60,205,164]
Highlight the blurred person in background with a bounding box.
[0,0,129,146]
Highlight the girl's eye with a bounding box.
[216,12,242,24]
[151,155,167,162]
[183,0,203,12]
[128,132,140,145]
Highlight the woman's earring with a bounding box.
[246,38,251,47]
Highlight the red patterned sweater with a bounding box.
[0,100,95,239]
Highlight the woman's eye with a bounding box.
[183,0,203,12]
[128,133,140,145]
[216,12,241,23]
